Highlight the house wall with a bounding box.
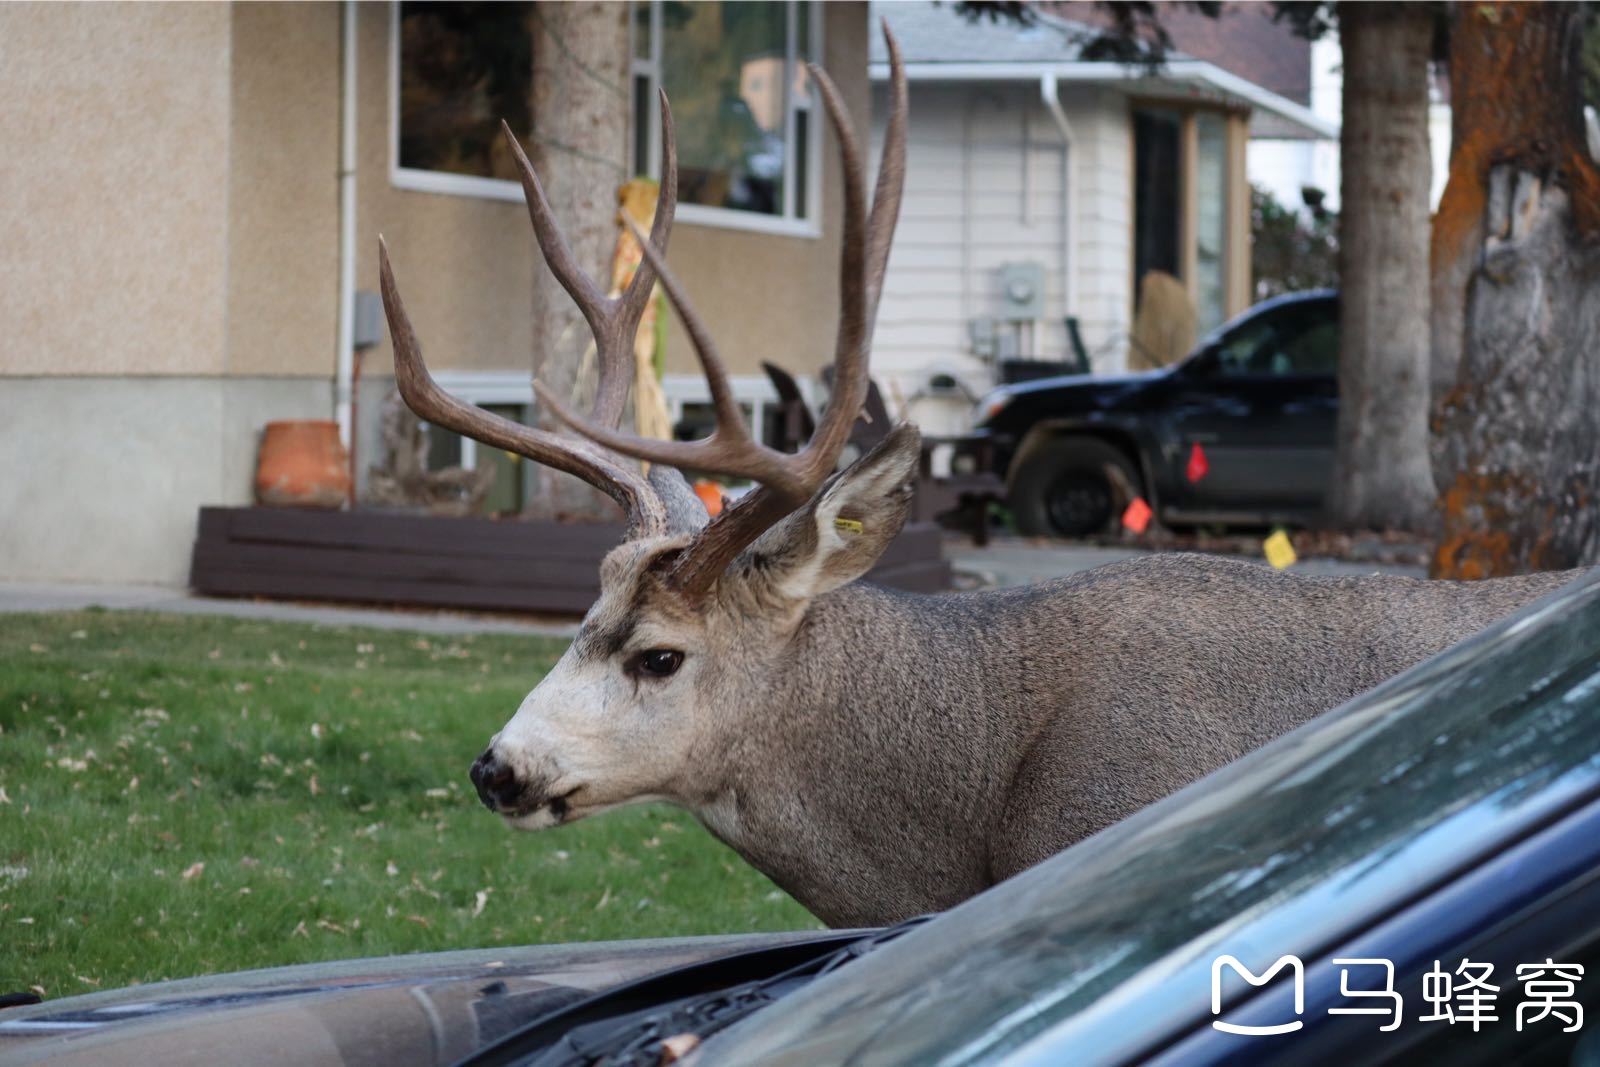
[0,2,233,377]
[0,3,339,584]
[868,80,1132,432]
[0,0,875,585]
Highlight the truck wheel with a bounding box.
[1010,437,1143,538]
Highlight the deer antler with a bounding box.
[536,23,909,596]
[377,91,680,539]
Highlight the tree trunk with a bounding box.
[527,2,631,522]
[1431,2,1600,578]
[1326,4,1437,531]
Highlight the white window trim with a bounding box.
[386,2,824,236]
[388,4,525,202]
[424,370,817,466]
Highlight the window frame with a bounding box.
[387,3,529,203]
[1128,100,1249,338]
[632,0,823,237]
[422,371,800,470]
[389,0,826,238]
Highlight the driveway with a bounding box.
[948,538,1427,589]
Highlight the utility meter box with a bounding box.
[996,261,1045,322]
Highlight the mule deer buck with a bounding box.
[378,28,1576,928]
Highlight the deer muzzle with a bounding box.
[469,747,575,823]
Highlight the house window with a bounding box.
[390,0,822,231]
[392,2,537,201]
[1193,113,1228,334]
[420,374,539,515]
[1132,105,1237,337]
[632,0,822,236]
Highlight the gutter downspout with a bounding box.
[335,0,358,484]
[1039,73,1078,327]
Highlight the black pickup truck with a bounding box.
[972,290,1340,537]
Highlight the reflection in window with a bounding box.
[1133,108,1182,286]
[397,2,535,182]
[1194,113,1228,335]
[637,1,817,224]
[1216,305,1338,377]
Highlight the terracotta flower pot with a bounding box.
[255,420,350,509]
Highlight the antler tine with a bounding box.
[534,23,908,598]
[865,21,908,326]
[532,214,810,495]
[502,97,676,433]
[378,237,669,540]
[796,62,869,486]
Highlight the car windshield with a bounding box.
[699,568,1600,1065]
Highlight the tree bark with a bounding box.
[1431,2,1600,578]
[1326,4,1438,532]
[527,2,631,522]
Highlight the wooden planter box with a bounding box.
[190,507,953,616]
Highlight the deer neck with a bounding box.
[680,582,1046,927]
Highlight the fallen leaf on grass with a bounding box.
[595,887,612,911]
[181,862,205,881]
[472,889,491,918]
[0,787,10,805]
[291,921,309,938]
[74,975,100,987]
[317,919,347,934]
[405,915,431,928]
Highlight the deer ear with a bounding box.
[745,423,921,601]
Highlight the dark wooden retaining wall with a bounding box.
[190,507,953,615]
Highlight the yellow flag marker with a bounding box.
[833,517,864,535]
[1263,529,1297,570]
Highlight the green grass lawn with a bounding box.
[0,611,820,999]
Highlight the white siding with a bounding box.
[867,80,1133,431]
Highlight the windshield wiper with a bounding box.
[458,915,936,1067]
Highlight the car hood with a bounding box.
[0,931,823,1067]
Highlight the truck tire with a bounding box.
[1010,436,1143,538]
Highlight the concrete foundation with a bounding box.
[0,376,332,584]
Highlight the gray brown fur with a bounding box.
[701,552,1570,926]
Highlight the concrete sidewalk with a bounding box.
[0,582,580,637]
[1,541,1423,637]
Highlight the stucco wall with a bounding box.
[226,2,342,377]
[0,2,233,377]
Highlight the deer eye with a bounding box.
[635,649,684,678]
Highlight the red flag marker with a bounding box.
[1121,496,1153,535]
[1186,441,1209,483]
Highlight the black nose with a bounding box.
[470,750,521,811]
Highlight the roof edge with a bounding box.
[866,58,1338,140]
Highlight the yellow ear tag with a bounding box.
[833,517,864,535]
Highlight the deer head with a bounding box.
[378,27,909,832]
